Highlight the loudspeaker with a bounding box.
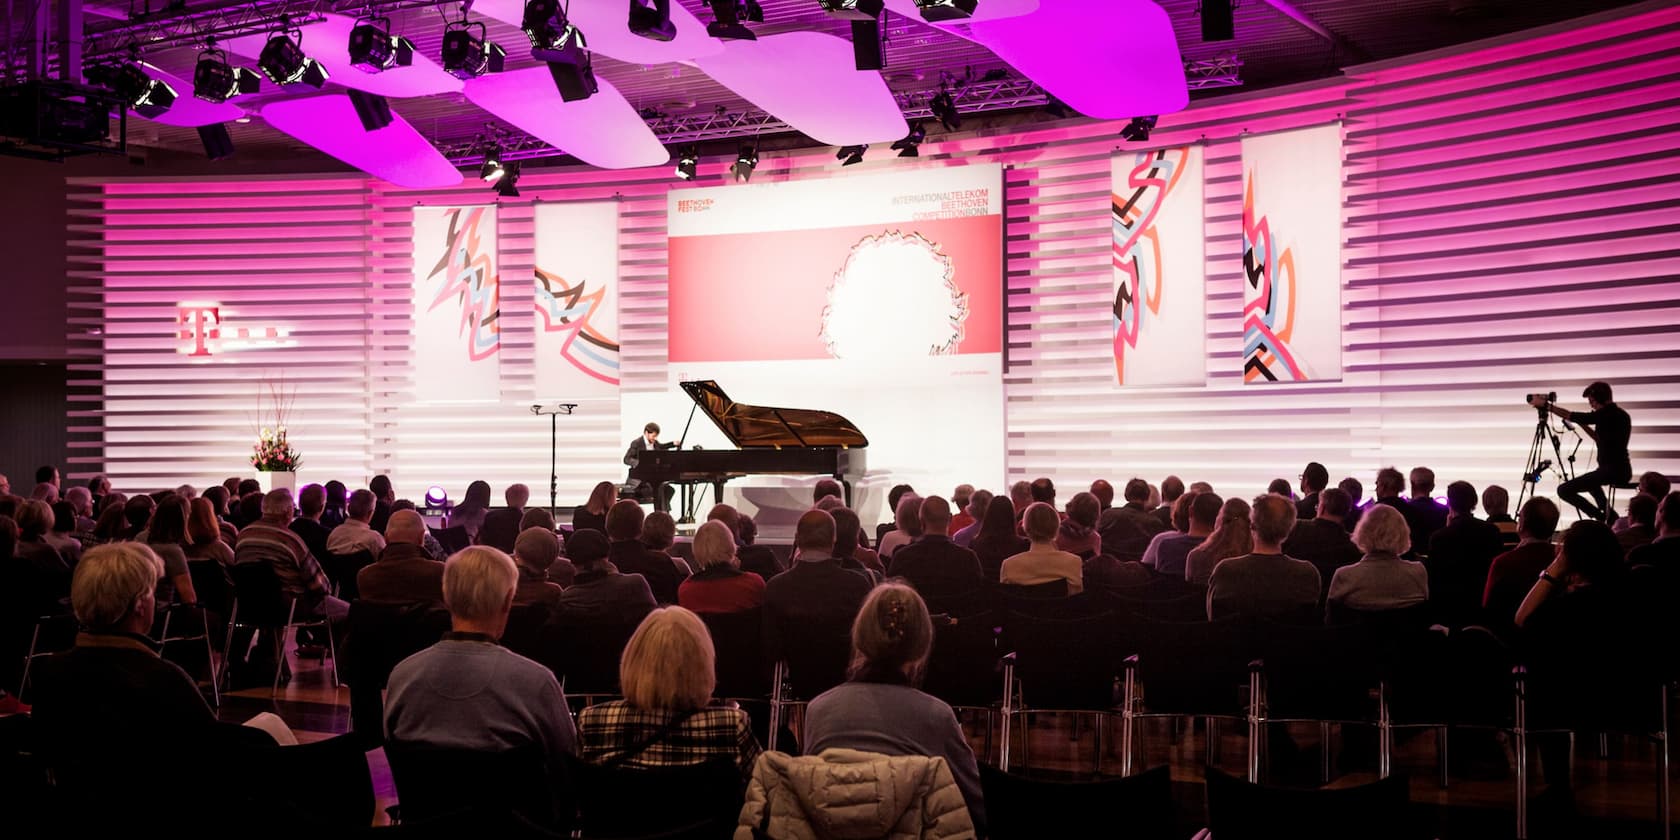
[197,123,234,160]
[851,19,882,71]
[1201,0,1233,41]
[348,89,393,131]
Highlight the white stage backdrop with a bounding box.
[1240,124,1343,384]
[534,202,621,399]
[654,165,1006,520]
[412,205,501,401]
[1111,145,1205,386]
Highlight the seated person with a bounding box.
[579,606,761,780]
[1055,492,1103,559]
[1185,497,1252,587]
[606,500,688,605]
[706,504,783,581]
[1326,503,1428,617]
[888,496,983,600]
[477,483,530,554]
[830,506,883,582]
[1206,494,1320,622]
[1282,487,1363,607]
[970,493,1028,582]
[1482,497,1562,629]
[1000,502,1083,594]
[385,546,577,758]
[236,489,349,623]
[326,489,386,557]
[762,510,874,667]
[803,583,986,835]
[554,529,656,622]
[1142,491,1209,579]
[512,527,565,609]
[677,520,765,614]
[357,510,445,605]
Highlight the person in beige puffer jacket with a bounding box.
[735,747,977,840]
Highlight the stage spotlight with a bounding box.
[480,146,506,182]
[929,90,960,131]
[1120,115,1158,142]
[495,161,522,197]
[258,26,330,88]
[914,0,977,22]
[86,59,178,118]
[837,144,867,166]
[423,485,450,513]
[891,122,925,158]
[705,0,760,40]
[629,0,677,41]
[192,47,260,103]
[523,0,597,102]
[732,142,758,182]
[348,16,415,73]
[1199,0,1234,42]
[348,89,392,131]
[820,0,883,19]
[674,145,699,180]
[441,20,507,80]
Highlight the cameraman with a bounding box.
[1529,381,1631,522]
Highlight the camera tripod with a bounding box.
[1518,403,1576,509]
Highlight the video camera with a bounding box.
[1525,391,1557,405]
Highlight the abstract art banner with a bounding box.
[1239,123,1343,384]
[1111,144,1205,386]
[533,201,621,399]
[412,205,501,402]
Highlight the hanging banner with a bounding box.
[1111,144,1205,386]
[411,205,501,401]
[534,201,621,399]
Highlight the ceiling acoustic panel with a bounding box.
[260,95,463,188]
[465,68,669,169]
[469,0,723,66]
[133,62,245,127]
[694,31,908,146]
[968,0,1188,119]
[225,13,464,98]
[880,0,1039,25]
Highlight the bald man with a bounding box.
[357,510,445,606]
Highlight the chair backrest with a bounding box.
[322,549,377,600]
[701,608,771,700]
[562,754,742,839]
[922,586,996,619]
[777,614,855,701]
[998,579,1068,600]
[1132,617,1255,717]
[185,558,234,614]
[343,601,451,690]
[228,561,292,626]
[981,763,1173,840]
[1204,764,1415,840]
[250,733,377,831]
[1255,619,1378,721]
[386,741,564,831]
[1004,610,1122,710]
[537,614,642,697]
[923,611,1002,709]
[501,602,555,662]
[431,525,471,555]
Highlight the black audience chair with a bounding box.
[767,614,854,753]
[222,562,339,696]
[430,525,471,555]
[701,608,771,702]
[980,763,1175,840]
[999,609,1127,773]
[156,601,219,706]
[16,613,78,701]
[1122,617,1260,779]
[1203,764,1417,840]
[322,549,377,601]
[249,733,377,832]
[536,613,646,705]
[562,754,743,839]
[342,601,451,740]
[386,741,567,832]
[924,610,1004,762]
[501,602,556,662]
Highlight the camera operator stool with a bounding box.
[1606,482,1641,520]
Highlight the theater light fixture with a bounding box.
[86,56,178,118]
[480,146,506,182]
[819,0,883,19]
[914,0,977,23]
[837,144,867,166]
[629,0,677,41]
[258,25,330,88]
[525,0,597,101]
[192,45,260,103]
[348,16,416,73]
[705,0,762,41]
[1120,115,1158,142]
[674,144,699,180]
[495,161,522,197]
[891,122,925,158]
[929,90,960,131]
[732,141,758,182]
[441,20,507,80]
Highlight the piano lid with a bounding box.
[679,380,868,449]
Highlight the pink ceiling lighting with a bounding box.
[880,0,1039,24]
[469,0,723,65]
[133,62,245,127]
[968,0,1188,119]
[465,68,669,169]
[694,32,908,146]
[224,13,464,98]
[260,95,463,188]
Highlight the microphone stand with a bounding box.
[530,403,578,518]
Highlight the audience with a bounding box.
[45,501,83,567]
[1338,476,1366,534]
[1296,462,1329,520]
[553,529,656,621]
[877,494,924,561]
[1029,477,1056,511]
[1185,496,1252,587]
[1143,491,1211,578]
[477,483,530,553]
[326,489,387,557]
[875,483,916,546]
[1154,476,1185,529]
[999,502,1084,594]
[202,485,240,546]
[1408,467,1450,554]
[91,501,130,545]
[511,527,565,609]
[289,483,332,561]
[368,475,396,533]
[1083,552,1153,588]
[970,493,1028,582]
[803,583,986,835]
[1282,487,1362,607]
[640,511,680,556]
[236,488,348,623]
[677,520,767,614]
[949,484,976,533]
[1615,471,1672,535]
[831,506,884,581]
[1267,478,1294,499]
[1482,497,1562,630]
[950,489,991,548]
[357,510,445,606]
[64,486,96,533]
[1371,468,1411,540]
[707,503,783,581]
[763,510,873,666]
[572,480,615,537]
[1057,492,1104,559]
[1483,484,1520,549]
[448,479,495,542]
[321,480,349,529]
[1326,504,1428,618]
[1098,478,1166,557]
[1618,494,1658,555]
[143,495,198,606]
[890,496,983,601]
[392,499,449,560]
[185,497,235,566]
[1206,495,1319,622]
[605,500,688,605]
[15,499,73,604]
[1626,491,1680,569]
[579,606,761,779]
[385,546,577,758]
[1008,480,1033,521]
[1425,480,1505,628]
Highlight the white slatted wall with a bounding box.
[66,3,1680,511]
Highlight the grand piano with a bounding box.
[628,380,868,517]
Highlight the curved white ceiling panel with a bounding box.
[470,0,724,66]
[465,68,670,169]
[880,0,1039,25]
[694,31,908,147]
[261,95,463,188]
[225,13,464,98]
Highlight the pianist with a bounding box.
[624,422,677,507]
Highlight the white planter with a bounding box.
[256,470,298,495]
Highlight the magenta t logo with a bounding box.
[177,305,221,356]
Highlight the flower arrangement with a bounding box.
[250,376,301,472]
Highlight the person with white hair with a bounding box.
[385,546,577,759]
[1326,503,1429,617]
[327,489,387,557]
[64,486,97,532]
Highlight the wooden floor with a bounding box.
[221,647,1677,838]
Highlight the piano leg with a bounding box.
[654,481,672,514]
